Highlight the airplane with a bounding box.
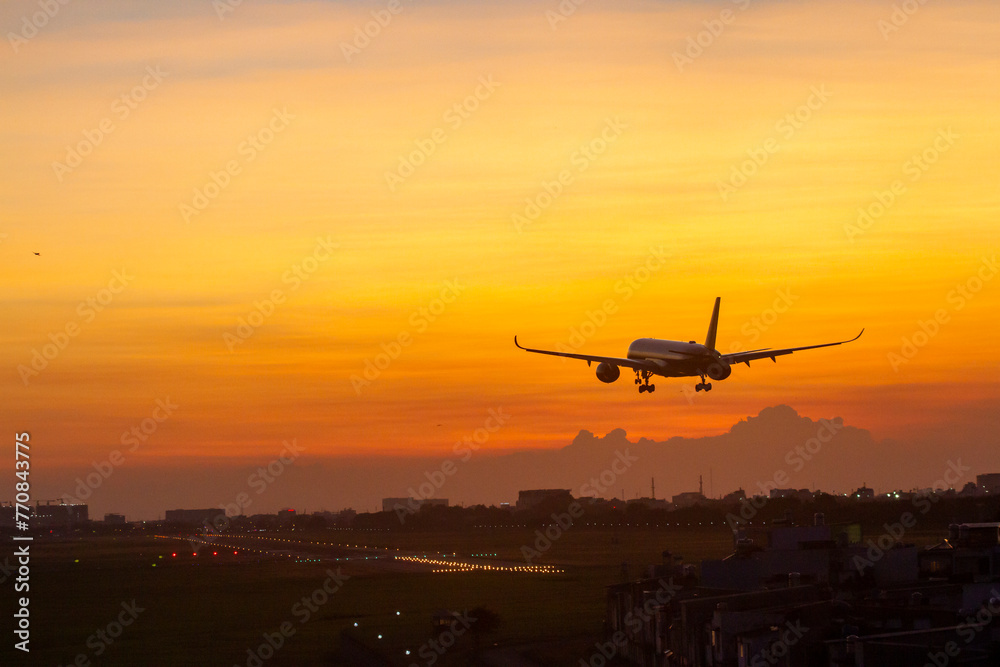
[514,297,863,394]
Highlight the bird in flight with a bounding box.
[33,252,40,256]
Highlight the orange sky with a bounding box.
[2,0,998,515]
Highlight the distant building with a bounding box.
[515,489,572,511]
[959,481,980,497]
[921,522,1000,583]
[852,484,875,500]
[769,488,814,502]
[1,500,88,528]
[671,491,706,508]
[627,497,670,509]
[722,488,747,504]
[165,508,225,526]
[702,518,874,591]
[38,500,89,526]
[608,519,1000,666]
[381,497,448,513]
[977,473,1000,494]
[104,513,126,524]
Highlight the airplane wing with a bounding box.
[514,336,660,372]
[722,329,864,366]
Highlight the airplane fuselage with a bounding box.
[628,338,710,361]
[627,338,722,378]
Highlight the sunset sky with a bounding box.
[3,0,998,517]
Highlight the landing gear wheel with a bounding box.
[704,382,712,391]
[635,370,655,394]
[695,383,704,392]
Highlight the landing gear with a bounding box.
[695,373,713,392]
[634,370,655,394]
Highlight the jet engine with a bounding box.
[706,360,732,381]
[596,362,621,383]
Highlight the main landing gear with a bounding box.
[695,373,713,392]
[635,370,655,394]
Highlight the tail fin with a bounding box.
[705,297,721,351]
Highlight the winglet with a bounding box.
[704,297,721,351]
[835,329,865,345]
[514,335,526,350]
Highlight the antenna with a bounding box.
[699,474,703,496]
[651,477,655,500]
